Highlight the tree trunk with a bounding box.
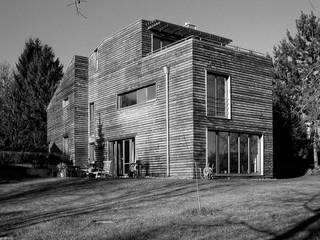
[313,138,319,169]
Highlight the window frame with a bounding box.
[206,70,231,119]
[118,83,156,109]
[151,34,174,53]
[63,136,70,155]
[93,48,99,71]
[62,96,69,108]
[89,102,95,137]
[206,129,263,176]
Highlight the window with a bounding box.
[93,48,98,70]
[62,97,69,108]
[207,72,230,118]
[63,136,69,155]
[89,102,95,136]
[89,143,95,162]
[207,130,262,175]
[152,35,173,52]
[109,138,135,176]
[118,84,156,108]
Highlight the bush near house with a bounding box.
[0,151,71,179]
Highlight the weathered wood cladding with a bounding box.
[192,39,273,177]
[89,19,194,177]
[47,55,88,167]
[74,56,89,167]
[86,19,273,178]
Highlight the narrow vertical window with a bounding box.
[207,72,230,118]
[93,48,98,71]
[62,96,69,108]
[63,136,69,155]
[89,102,95,136]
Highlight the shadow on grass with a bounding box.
[269,191,320,240]
[0,178,218,235]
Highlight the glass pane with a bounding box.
[217,132,228,174]
[216,75,226,117]
[118,141,123,175]
[207,73,215,116]
[89,103,95,136]
[124,140,130,174]
[240,134,248,174]
[120,91,137,107]
[137,88,147,104]
[230,133,238,173]
[208,131,216,170]
[153,37,161,51]
[162,39,172,47]
[147,85,156,100]
[250,135,260,174]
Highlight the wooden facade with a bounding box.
[47,19,273,178]
[47,55,88,167]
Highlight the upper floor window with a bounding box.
[207,72,231,118]
[152,35,173,52]
[93,48,98,71]
[62,97,69,108]
[118,84,156,108]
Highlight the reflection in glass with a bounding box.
[240,134,248,174]
[218,132,228,174]
[230,133,238,173]
[250,135,260,174]
[208,131,216,170]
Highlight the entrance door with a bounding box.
[110,138,135,176]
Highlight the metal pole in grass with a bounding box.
[194,161,201,213]
[182,134,202,213]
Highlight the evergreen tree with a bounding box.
[0,62,14,150]
[273,12,320,172]
[9,38,63,151]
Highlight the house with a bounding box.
[47,19,273,178]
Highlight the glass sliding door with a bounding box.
[217,132,228,174]
[229,133,238,173]
[240,134,249,174]
[109,138,135,176]
[207,130,262,175]
[250,135,261,174]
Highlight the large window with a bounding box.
[207,72,230,118]
[118,84,156,108]
[208,130,262,175]
[152,35,173,52]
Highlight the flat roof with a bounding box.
[147,19,232,46]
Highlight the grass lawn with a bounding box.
[0,176,320,240]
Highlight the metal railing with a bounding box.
[146,35,266,58]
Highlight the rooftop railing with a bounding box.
[146,35,266,58]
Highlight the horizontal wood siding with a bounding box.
[192,39,273,177]
[47,55,88,166]
[74,56,89,167]
[47,57,76,163]
[89,20,194,177]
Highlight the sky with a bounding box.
[0,0,318,69]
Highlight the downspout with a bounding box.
[163,66,170,177]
